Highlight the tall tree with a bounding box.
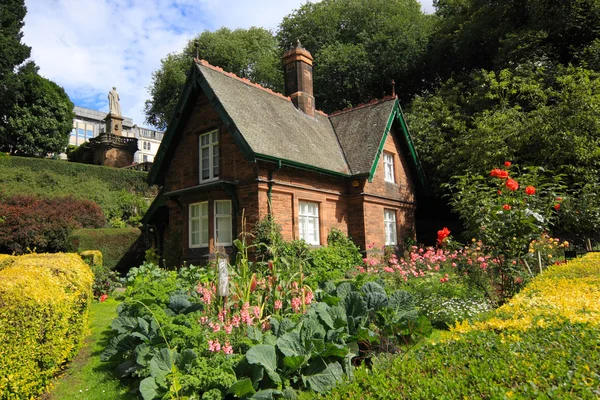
[0,0,30,79]
[277,0,434,112]
[144,27,282,130]
[0,62,74,156]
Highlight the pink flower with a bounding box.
[224,324,233,334]
[222,341,233,355]
[231,314,241,328]
[199,316,208,325]
[253,306,261,318]
[208,340,221,352]
[274,299,282,310]
[291,297,302,312]
[304,291,313,305]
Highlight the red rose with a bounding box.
[498,170,509,179]
[556,197,563,202]
[554,204,560,210]
[437,227,451,245]
[525,186,536,195]
[505,178,519,191]
[100,294,108,302]
[504,161,512,167]
[503,204,511,210]
[497,190,502,195]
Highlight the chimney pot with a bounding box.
[283,40,315,117]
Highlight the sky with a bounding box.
[23,0,435,129]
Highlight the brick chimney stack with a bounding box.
[283,40,315,117]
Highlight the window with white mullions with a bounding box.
[199,130,219,182]
[384,209,397,245]
[383,152,395,183]
[189,202,208,248]
[299,201,320,245]
[214,200,232,246]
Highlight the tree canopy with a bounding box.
[277,0,434,111]
[0,62,74,156]
[144,27,281,130]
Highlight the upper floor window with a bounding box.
[189,202,209,248]
[200,130,219,182]
[384,209,397,245]
[383,152,395,183]
[299,201,320,245]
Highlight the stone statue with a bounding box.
[108,87,122,116]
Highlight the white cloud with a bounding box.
[23,0,434,129]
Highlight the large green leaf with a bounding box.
[101,333,140,361]
[365,292,388,311]
[301,359,344,393]
[277,332,305,357]
[111,315,138,334]
[335,282,356,299]
[139,377,160,400]
[168,294,191,313]
[314,302,335,329]
[300,317,326,344]
[227,378,256,397]
[246,344,281,384]
[344,292,367,333]
[360,281,386,295]
[319,342,348,358]
[388,290,414,312]
[177,349,197,372]
[250,389,283,399]
[149,348,174,384]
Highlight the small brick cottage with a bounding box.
[143,42,426,265]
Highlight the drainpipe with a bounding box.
[267,160,282,214]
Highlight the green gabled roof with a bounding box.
[148,59,426,192]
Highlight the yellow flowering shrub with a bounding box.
[0,253,93,399]
[79,249,103,269]
[454,253,600,333]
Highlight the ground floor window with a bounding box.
[299,201,320,245]
[214,200,232,246]
[189,202,208,248]
[384,208,397,245]
[189,200,233,248]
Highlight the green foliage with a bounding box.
[145,27,282,130]
[408,65,600,197]
[0,0,30,80]
[79,250,119,299]
[277,0,434,111]
[70,228,151,272]
[0,253,93,399]
[307,228,363,284]
[0,156,156,224]
[328,322,600,399]
[0,62,74,156]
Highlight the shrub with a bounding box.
[0,253,93,399]
[0,156,156,224]
[69,228,151,272]
[308,228,363,284]
[327,253,600,399]
[0,194,105,254]
[79,250,119,299]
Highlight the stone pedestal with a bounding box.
[105,113,124,135]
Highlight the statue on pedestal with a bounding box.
[108,87,122,116]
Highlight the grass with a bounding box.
[44,297,138,400]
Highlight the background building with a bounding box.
[70,106,163,163]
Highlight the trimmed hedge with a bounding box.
[0,156,156,224]
[0,194,105,254]
[0,253,93,399]
[327,254,600,399]
[70,228,152,272]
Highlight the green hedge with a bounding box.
[326,254,600,399]
[70,228,152,272]
[0,156,156,224]
[0,253,93,399]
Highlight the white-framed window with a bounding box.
[384,209,397,246]
[200,130,219,182]
[189,202,208,248]
[214,200,232,246]
[383,152,395,183]
[299,201,320,245]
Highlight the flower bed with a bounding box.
[326,253,600,399]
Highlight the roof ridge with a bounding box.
[195,58,292,102]
[328,96,397,117]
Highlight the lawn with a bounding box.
[44,297,137,400]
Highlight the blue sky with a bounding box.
[23,0,435,129]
